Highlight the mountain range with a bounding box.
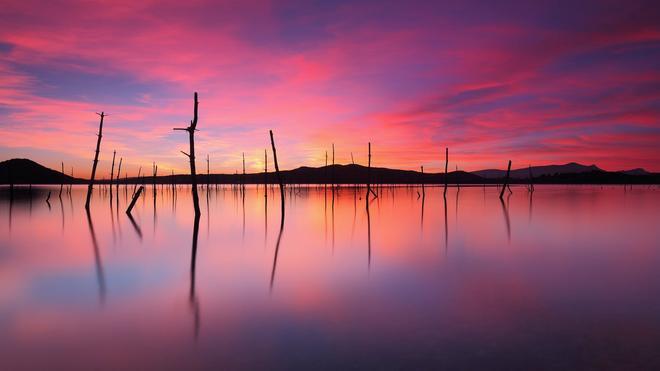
[0,158,657,185]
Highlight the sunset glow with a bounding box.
[1,0,658,177]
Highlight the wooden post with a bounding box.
[264,148,268,196]
[109,150,116,196]
[366,142,377,199]
[85,112,106,210]
[443,147,448,197]
[116,158,122,195]
[500,160,512,200]
[242,152,246,193]
[528,165,534,192]
[206,154,210,189]
[126,186,144,214]
[152,162,158,194]
[59,162,64,198]
[269,130,285,228]
[421,165,425,196]
[332,143,335,189]
[173,92,201,216]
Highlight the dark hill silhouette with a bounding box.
[0,158,82,185]
[472,162,602,179]
[1,158,658,185]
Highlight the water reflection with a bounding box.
[1,185,660,370]
[85,209,106,304]
[189,213,201,340]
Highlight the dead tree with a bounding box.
[206,154,210,189]
[443,147,448,197]
[242,152,246,193]
[126,186,144,214]
[269,130,285,228]
[528,165,534,192]
[499,160,512,200]
[85,112,106,210]
[173,92,201,216]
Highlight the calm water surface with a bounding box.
[1,185,659,370]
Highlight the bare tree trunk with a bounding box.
[528,165,534,192]
[59,162,64,198]
[85,112,105,210]
[500,160,512,200]
[443,147,448,197]
[366,142,377,199]
[269,130,285,229]
[174,92,201,216]
[206,154,210,189]
[421,165,425,197]
[332,143,335,189]
[126,186,144,214]
[116,157,122,196]
[264,149,268,197]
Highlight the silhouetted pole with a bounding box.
[206,154,210,189]
[59,162,64,198]
[116,157,122,195]
[332,143,335,189]
[351,152,355,165]
[242,152,246,193]
[269,130,285,228]
[264,149,268,195]
[500,160,512,200]
[421,165,425,197]
[85,112,106,210]
[152,162,158,193]
[443,147,448,197]
[456,164,460,190]
[173,92,201,217]
[109,150,116,197]
[126,186,144,214]
[366,142,377,199]
[528,165,534,192]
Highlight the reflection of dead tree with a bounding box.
[189,213,201,340]
[174,92,201,217]
[85,112,106,210]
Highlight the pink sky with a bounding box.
[0,0,659,178]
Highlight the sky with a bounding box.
[0,0,659,178]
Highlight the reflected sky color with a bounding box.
[1,185,659,369]
[0,0,659,176]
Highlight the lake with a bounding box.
[1,184,659,370]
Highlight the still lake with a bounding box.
[1,184,659,370]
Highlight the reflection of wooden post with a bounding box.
[269,130,285,228]
[443,147,448,197]
[173,92,201,216]
[126,186,144,214]
[500,160,512,200]
[85,112,106,210]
